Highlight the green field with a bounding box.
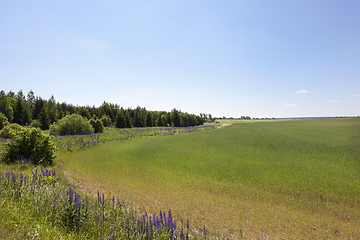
[62,118,360,239]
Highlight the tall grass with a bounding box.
[0,166,208,239]
[63,118,360,239]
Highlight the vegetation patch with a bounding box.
[62,118,360,239]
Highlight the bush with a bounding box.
[50,114,94,136]
[0,112,9,130]
[0,123,24,139]
[90,118,104,133]
[1,128,56,166]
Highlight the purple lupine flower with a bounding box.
[11,173,17,184]
[126,217,129,236]
[6,170,10,180]
[163,213,167,229]
[146,220,150,238]
[180,231,185,240]
[117,198,121,208]
[74,192,81,210]
[159,210,163,223]
[68,188,74,204]
[112,196,115,209]
[186,218,189,230]
[153,213,156,227]
[102,193,105,207]
[203,225,206,239]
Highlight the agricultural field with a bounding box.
[61,118,360,239]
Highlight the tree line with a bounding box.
[0,90,207,131]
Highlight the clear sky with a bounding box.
[1,0,359,118]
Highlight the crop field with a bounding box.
[60,118,360,239]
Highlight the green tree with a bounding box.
[171,108,181,127]
[90,118,104,133]
[47,95,58,124]
[124,110,132,128]
[0,94,14,122]
[146,112,154,127]
[100,115,112,127]
[115,110,126,128]
[0,112,9,130]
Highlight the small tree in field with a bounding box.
[1,128,56,166]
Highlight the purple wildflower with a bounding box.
[126,218,129,236]
[101,193,105,207]
[68,188,74,204]
[203,225,206,239]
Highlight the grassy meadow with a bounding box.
[61,118,360,239]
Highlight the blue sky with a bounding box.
[1,0,359,118]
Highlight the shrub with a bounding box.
[1,128,56,165]
[50,114,94,136]
[0,112,9,130]
[90,118,104,133]
[0,123,24,139]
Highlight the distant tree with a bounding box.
[133,107,145,127]
[39,106,50,130]
[13,97,24,125]
[77,106,91,119]
[90,118,104,133]
[0,94,14,122]
[101,115,112,127]
[47,95,58,124]
[115,110,126,128]
[171,109,181,127]
[124,110,132,128]
[27,90,35,105]
[146,112,154,127]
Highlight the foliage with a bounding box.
[101,114,112,127]
[0,123,24,139]
[0,112,9,130]
[0,89,206,130]
[115,111,126,128]
[1,128,56,165]
[29,119,42,129]
[89,118,104,133]
[50,114,94,136]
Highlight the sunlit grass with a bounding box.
[62,118,360,238]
